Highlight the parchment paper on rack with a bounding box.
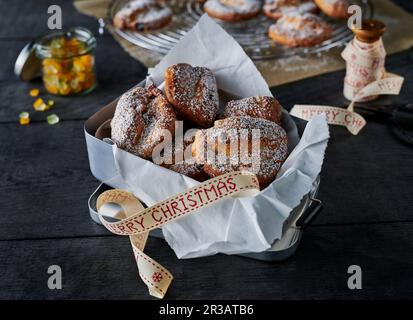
[110,15,330,258]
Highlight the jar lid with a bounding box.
[351,20,386,43]
[14,40,42,81]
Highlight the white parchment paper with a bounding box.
[112,15,330,258]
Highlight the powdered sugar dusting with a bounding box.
[113,0,172,29]
[115,0,154,17]
[315,0,351,18]
[264,0,318,18]
[320,0,350,6]
[165,64,219,128]
[204,0,261,15]
[169,161,206,177]
[111,85,176,159]
[194,116,288,188]
[269,12,332,43]
[135,5,172,24]
[223,96,282,124]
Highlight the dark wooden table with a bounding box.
[1,0,412,300]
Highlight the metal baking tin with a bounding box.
[84,80,323,261]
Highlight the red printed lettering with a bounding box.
[344,112,353,125]
[193,189,205,204]
[151,209,162,222]
[178,197,189,211]
[161,205,173,219]
[226,177,236,190]
[170,201,182,215]
[216,180,229,195]
[187,194,197,207]
[331,110,340,121]
[203,185,218,201]
[126,221,140,232]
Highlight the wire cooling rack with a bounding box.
[107,0,373,60]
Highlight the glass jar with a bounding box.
[35,27,97,96]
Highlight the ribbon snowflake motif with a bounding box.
[152,272,163,283]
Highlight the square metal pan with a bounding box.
[84,81,323,261]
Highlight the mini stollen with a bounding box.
[290,20,404,135]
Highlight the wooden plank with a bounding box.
[271,48,413,226]
[1,8,411,124]
[0,105,412,240]
[316,120,413,225]
[0,80,137,122]
[0,0,412,268]
[0,36,147,122]
[392,0,413,12]
[1,0,412,41]
[0,0,412,301]
[1,222,412,299]
[0,121,110,240]
[0,40,31,81]
[272,48,413,110]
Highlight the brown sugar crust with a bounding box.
[164,63,219,128]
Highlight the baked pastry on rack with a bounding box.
[268,12,332,47]
[203,0,261,22]
[111,84,177,159]
[263,0,319,20]
[164,63,219,128]
[314,0,351,19]
[113,0,173,31]
[192,116,288,189]
[221,96,283,125]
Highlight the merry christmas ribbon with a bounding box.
[96,171,260,298]
[290,37,404,135]
[290,104,366,135]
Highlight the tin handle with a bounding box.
[296,198,323,230]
